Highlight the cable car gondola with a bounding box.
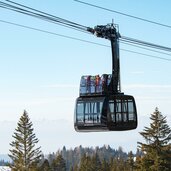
[74,24,137,132]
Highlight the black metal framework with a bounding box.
[74,23,137,132]
[107,95,137,130]
[74,96,107,132]
[74,95,137,131]
[91,24,121,93]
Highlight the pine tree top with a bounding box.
[9,110,42,170]
[138,107,171,170]
[139,107,171,145]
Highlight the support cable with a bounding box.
[1,0,171,57]
[74,0,171,29]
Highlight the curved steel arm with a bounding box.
[88,24,121,93]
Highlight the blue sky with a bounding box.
[0,0,171,155]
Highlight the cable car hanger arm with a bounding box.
[87,24,121,94]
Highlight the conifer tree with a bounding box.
[91,153,102,171]
[138,107,171,171]
[101,159,110,171]
[51,153,66,171]
[79,154,92,171]
[127,151,134,171]
[135,149,143,171]
[40,159,50,171]
[9,110,42,171]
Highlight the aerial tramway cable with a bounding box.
[0,0,89,33]
[74,0,171,29]
[0,0,171,60]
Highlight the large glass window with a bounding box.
[76,100,103,124]
[128,101,135,121]
[108,97,136,123]
[76,103,84,123]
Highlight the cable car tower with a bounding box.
[74,23,137,132]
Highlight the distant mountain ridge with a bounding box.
[0,154,11,162]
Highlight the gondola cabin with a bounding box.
[74,24,138,132]
[74,75,137,132]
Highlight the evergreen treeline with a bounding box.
[0,159,9,166]
[44,145,138,171]
[7,108,171,170]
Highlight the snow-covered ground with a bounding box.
[0,166,11,171]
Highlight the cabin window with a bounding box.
[108,99,135,123]
[128,101,135,121]
[76,100,103,124]
[76,103,84,123]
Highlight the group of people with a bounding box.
[80,74,112,95]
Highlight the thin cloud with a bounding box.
[130,71,145,75]
[123,84,171,89]
[136,96,171,101]
[0,97,75,107]
[41,84,78,88]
